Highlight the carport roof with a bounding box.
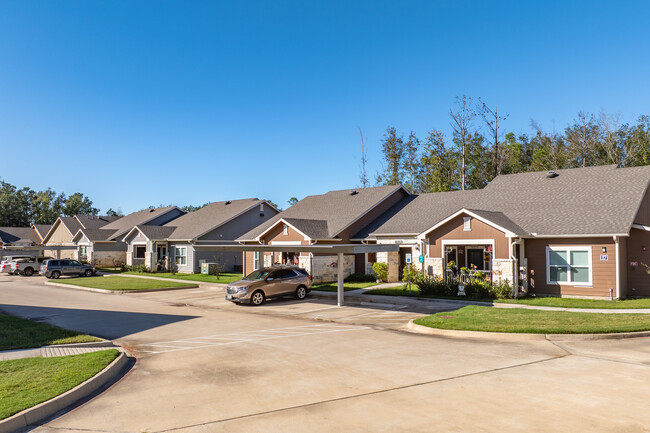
[192,243,399,254]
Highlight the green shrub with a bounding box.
[372,262,388,282]
[120,264,149,273]
[414,273,456,296]
[402,264,420,283]
[345,272,376,283]
[490,279,514,299]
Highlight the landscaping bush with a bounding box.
[414,273,456,296]
[345,273,376,283]
[372,262,388,282]
[414,273,515,300]
[402,264,419,283]
[120,264,149,273]
[490,279,514,299]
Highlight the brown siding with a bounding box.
[526,238,616,297]
[634,185,650,226]
[260,223,309,245]
[338,188,409,242]
[627,229,650,297]
[426,215,510,259]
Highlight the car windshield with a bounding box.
[243,269,272,281]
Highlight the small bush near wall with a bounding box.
[402,264,419,283]
[414,273,513,300]
[345,273,376,283]
[372,262,388,282]
[121,264,149,273]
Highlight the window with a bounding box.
[547,247,591,285]
[80,246,88,258]
[463,217,471,231]
[283,224,288,235]
[260,203,264,211]
[175,247,187,265]
[134,246,146,259]
[253,251,260,270]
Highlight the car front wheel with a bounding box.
[84,269,93,277]
[295,286,307,300]
[250,290,265,306]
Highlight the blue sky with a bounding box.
[1,0,649,213]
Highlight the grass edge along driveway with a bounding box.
[0,314,99,351]
[52,276,196,291]
[0,349,119,420]
[123,271,242,284]
[414,306,650,334]
[367,286,650,309]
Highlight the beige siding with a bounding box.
[426,214,510,259]
[526,238,616,297]
[45,223,74,245]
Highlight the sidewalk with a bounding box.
[0,342,121,361]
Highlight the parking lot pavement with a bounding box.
[2,275,650,432]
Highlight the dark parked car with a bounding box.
[226,266,312,305]
[40,259,96,279]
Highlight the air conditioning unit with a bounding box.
[201,262,219,275]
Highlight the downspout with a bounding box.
[614,236,621,299]
[510,238,521,299]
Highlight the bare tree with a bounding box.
[450,95,475,190]
[358,127,368,188]
[478,98,509,178]
[565,111,599,168]
[598,111,622,165]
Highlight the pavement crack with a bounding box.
[155,354,570,432]
[548,341,650,367]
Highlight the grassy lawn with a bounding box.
[0,349,119,420]
[366,286,650,309]
[53,276,196,291]
[365,286,493,302]
[414,306,650,334]
[496,297,650,309]
[312,282,379,292]
[123,272,243,284]
[0,314,99,351]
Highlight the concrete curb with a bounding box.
[45,281,199,294]
[0,350,130,433]
[407,319,650,341]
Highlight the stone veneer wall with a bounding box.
[310,255,355,284]
[425,257,443,277]
[492,258,514,284]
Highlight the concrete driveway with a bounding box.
[1,274,649,432]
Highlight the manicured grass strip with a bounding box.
[496,297,650,309]
[367,286,650,309]
[0,314,99,351]
[414,306,650,334]
[312,282,379,292]
[0,349,119,420]
[123,272,243,284]
[365,286,494,302]
[54,276,196,291]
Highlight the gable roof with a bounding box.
[358,164,650,238]
[127,225,177,241]
[0,227,42,245]
[72,228,119,243]
[162,199,271,241]
[99,206,182,240]
[32,224,52,241]
[238,185,407,241]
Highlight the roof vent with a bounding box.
[350,190,359,196]
[225,201,231,205]
[149,208,155,212]
[546,171,558,178]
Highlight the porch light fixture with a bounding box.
[601,247,607,253]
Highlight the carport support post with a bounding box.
[337,252,344,307]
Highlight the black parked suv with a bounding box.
[40,259,96,279]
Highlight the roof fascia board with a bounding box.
[417,208,516,239]
[255,218,313,242]
[333,185,409,237]
[628,179,650,235]
[632,224,650,231]
[121,226,150,243]
[522,233,629,238]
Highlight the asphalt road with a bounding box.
[1,274,649,432]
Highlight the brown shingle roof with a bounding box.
[357,165,650,238]
[0,227,41,245]
[238,185,406,241]
[101,206,181,240]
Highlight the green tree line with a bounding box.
[0,182,115,227]
[376,96,650,192]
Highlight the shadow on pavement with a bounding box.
[0,304,199,340]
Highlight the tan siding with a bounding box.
[634,186,650,226]
[526,238,616,297]
[426,215,510,259]
[261,223,309,244]
[45,224,74,245]
[627,229,650,297]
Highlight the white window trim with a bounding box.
[175,246,188,266]
[134,245,147,259]
[545,246,592,286]
[463,217,471,231]
[253,251,260,270]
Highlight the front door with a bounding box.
[157,245,167,271]
[466,248,484,270]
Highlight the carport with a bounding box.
[193,244,399,306]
